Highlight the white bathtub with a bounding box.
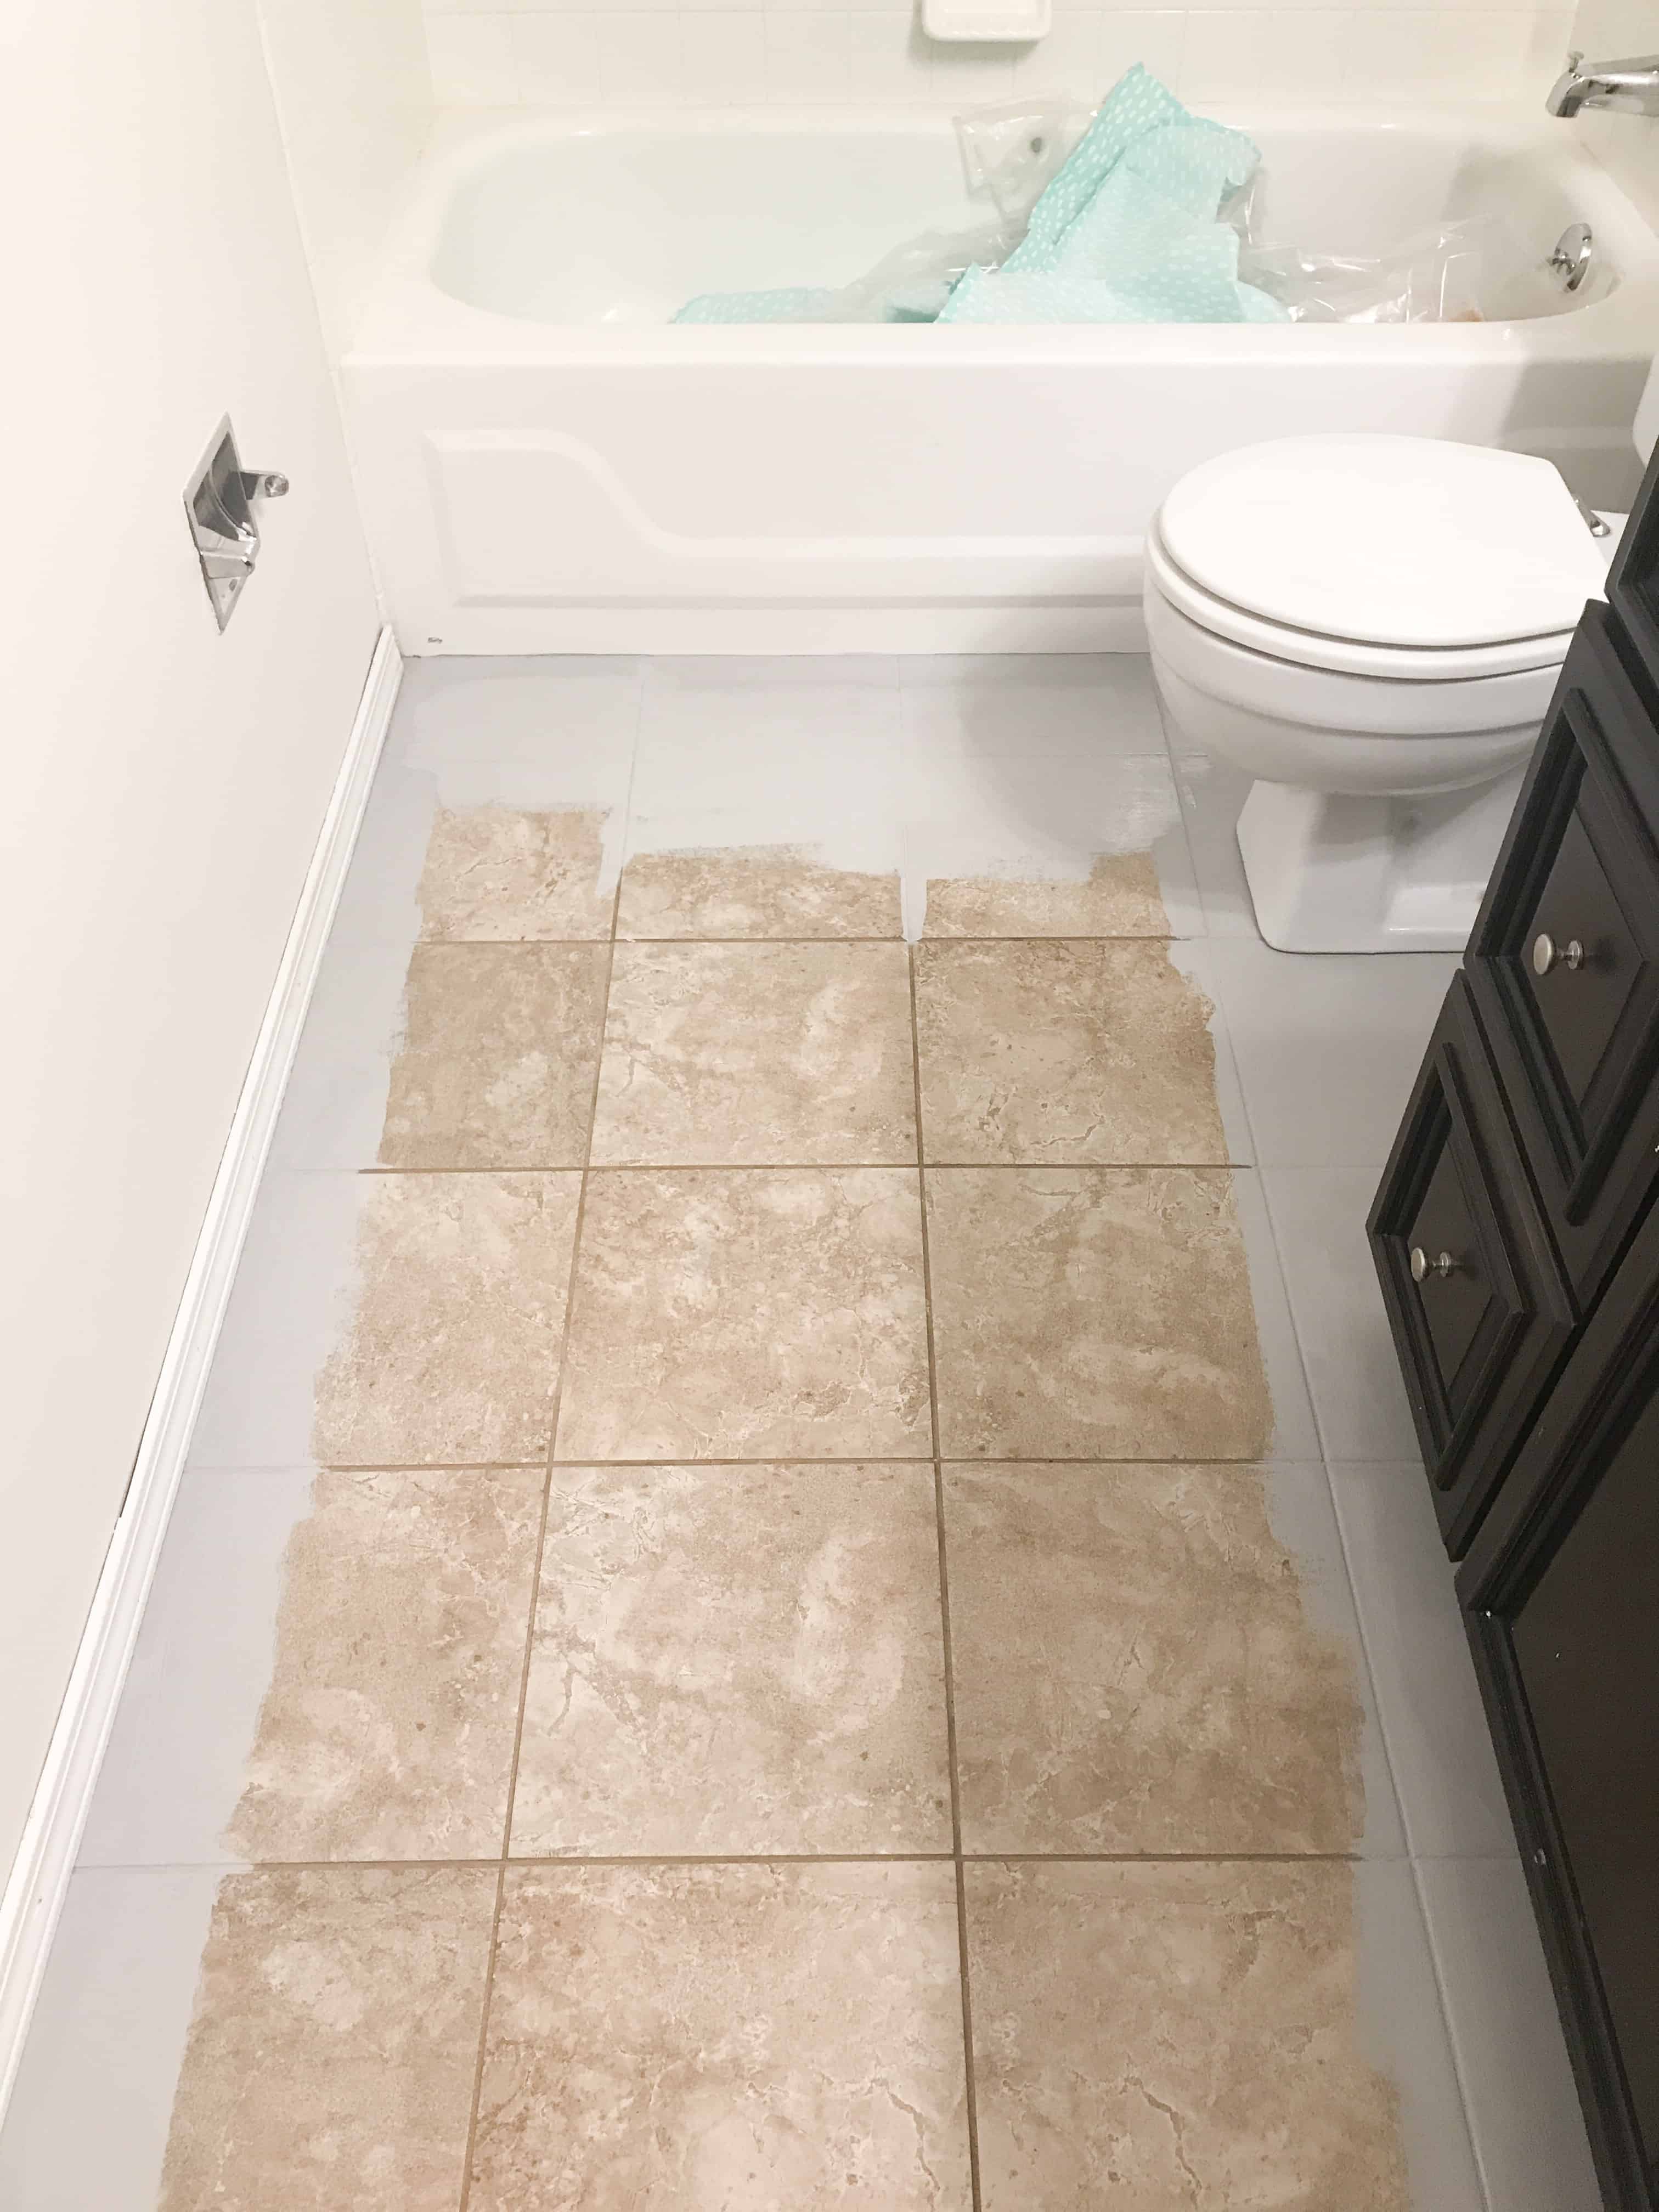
[344,109,1659,654]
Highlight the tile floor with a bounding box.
[0,654,1604,2211]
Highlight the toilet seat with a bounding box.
[1146,522,1581,684]
[1152,433,1607,680]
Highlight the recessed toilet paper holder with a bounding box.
[184,415,290,630]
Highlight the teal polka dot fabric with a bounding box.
[672,66,1285,326]
[940,64,1284,324]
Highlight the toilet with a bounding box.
[1144,433,1620,953]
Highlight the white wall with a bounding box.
[421,1,1573,114]
[1567,0,1659,232]
[253,0,435,356]
[0,0,383,1877]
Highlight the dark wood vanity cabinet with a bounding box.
[1370,439,1659,2212]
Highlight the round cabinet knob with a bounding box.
[1533,932,1585,977]
[1410,1246,1457,1283]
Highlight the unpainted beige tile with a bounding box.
[417,806,612,941]
[159,1865,495,2212]
[967,1859,1410,2212]
[922,853,1169,938]
[945,1463,1362,1854]
[226,1467,543,1863]
[916,939,1226,1164]
[510,1463,950,1855]
[379,943,608,1170]
[616,843,902,939]
[468,1862,972,2210]
[312,1171,580,1465]
[926,1167,1272,1460]
[591,942,916,1167]
[555,1169,930,1461]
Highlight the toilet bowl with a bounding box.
[1144,433,1620,952]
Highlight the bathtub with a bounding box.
[343,109,1659,654]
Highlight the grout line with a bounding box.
[91,1847,1376,1874]
[393,933,1193,949]
[358,1160,1250,1176]
[454,1860,507,2212]
[457,866,623,2211]
[314,1454,1284,1471]
[909,942,984,2212]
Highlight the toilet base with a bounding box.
[1236,770,1527,953]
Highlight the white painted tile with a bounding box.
[1011,10,1101,92]
[1204,934,1457,1170]
[266,929,405,1172]
[1415,1857,1603,2212]
[390,657,642,810]
[1096,8,1187,81]
[1356,1860,1486,2212]
[189,1171,364,1471]
[847,9,935,101]
[1231,1167,1325,1462]
[1173,749,1259,938]
[922,29,1020,103]
[764,12,853,100]
[512,12,606,98]
[597,10,685,99]
[1257,1462,1407,1856]
[1181,7,1346,99]
[899,651,1172,757]
[681,9,770,100]
[632,661,906,815]
[78,1469,317,1870]
[1169,939,1255,1167]
[0,1866,224,2212]
[1263,1163,1423,1462]
[1326,1460,1518,1857]
[424,12,522,99]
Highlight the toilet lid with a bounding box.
[1158,435,1609,651]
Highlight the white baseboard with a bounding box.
[0,626,402,2121]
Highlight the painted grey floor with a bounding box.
[0,654,1601,2212]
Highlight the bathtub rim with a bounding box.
[347,100,1659,366]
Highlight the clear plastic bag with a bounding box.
[954,98,1093,230]
[1237,213,1550,324]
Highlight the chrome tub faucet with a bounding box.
[1548,49,1659,118]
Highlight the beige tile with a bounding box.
[417,805,613,941]
[468,1862,972,2210]
[617,843,902,939]
[379,943,608,1170]
[922,853,1169,938]
[226,1467,543,1863]
[556,1169,930,1460]
[926,1167,1272,1460]
[945,1464,1362,1854]
[591,942,916,1167]
[967,1860,1409,2212]
[312,1171,580,1465]
[159,1865,495,2212]
[510,1463,950,1854]
[916,939,1226,1165]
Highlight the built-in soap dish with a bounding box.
[921,0,1049,40]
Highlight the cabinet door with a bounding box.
[1369,975,1577,1555]
[1605,432,1659,706]
[1460,1200,1659,2212]
[1467,603,1659,1306]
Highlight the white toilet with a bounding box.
[1144,433,1620,953]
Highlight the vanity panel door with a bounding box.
[1369,974,1577,1555]
[1466,603,1659,1307]
[1460,1197,1659,2212]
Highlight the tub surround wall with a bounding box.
[421,3,1573,115]
[1568,0,1659,236]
